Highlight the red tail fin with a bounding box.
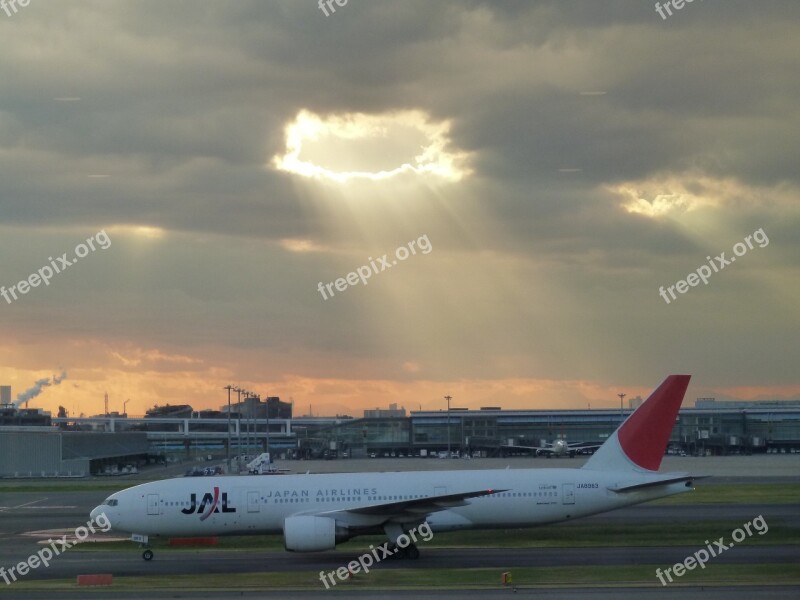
[618,375,690,470]
[583,375,690,472]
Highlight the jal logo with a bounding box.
[181,486,236,520]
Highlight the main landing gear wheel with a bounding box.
[383,523,421,560]
[388,543,420,560]
[142,549,154,561]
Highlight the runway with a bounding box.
[5,587,800,600]
[1,489,799,547]
[0,464,798,594]
[0,492,797,582]
[2,481,799,539]
[3,543,798,582]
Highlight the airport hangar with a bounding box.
[2,398,800,477]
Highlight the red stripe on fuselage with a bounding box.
[200,486,220,521]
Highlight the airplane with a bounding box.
[502,437,602,458]
[91,375,701,562]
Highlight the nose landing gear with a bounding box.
[133,533,153,561]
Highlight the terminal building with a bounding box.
[295,402,800,458]
[52,399,797,460]
[2,397,799,477]
[0,429,149,478]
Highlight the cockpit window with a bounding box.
[102,497,118,506]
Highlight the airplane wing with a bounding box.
[534,447,556,455]
[314,488,506,524]
[501,443,599,455]
[500,444,542,453]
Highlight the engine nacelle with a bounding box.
[283,515,338,552]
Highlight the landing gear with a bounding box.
[383,523,422,560]
[133,533,153,561]
[388,542,420,559]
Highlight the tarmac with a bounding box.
[0,455,797,598]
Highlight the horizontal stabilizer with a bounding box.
[608,474,709,493]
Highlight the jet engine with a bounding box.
[283,515,342,552]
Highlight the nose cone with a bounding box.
[90,505,103,522]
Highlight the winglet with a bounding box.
[583,375,691,472]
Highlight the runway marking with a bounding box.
[0,498,47,512]
[22,528,118,539]
[17,528,126,546]
[37,537,129,544]
[0,505,77,510]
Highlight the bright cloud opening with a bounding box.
[278,238,329,253]
[108,225,166,239]
[608,173,733,218]
[609,173,800,219]
[272,109,471,183]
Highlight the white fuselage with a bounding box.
[96,468,690,538]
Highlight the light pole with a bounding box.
[224,385,233,464]
[265,396,271,458]
[251,392,260,453]
[618,392,626,425]
[242,389,251,455]
[233,386,243,461]
[242,390,249,454]
[461,414,465,455]
[445,395,452,457]
[249,392,256,454]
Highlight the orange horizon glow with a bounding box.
[5,370,798,420]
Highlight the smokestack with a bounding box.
[14,370,68,408]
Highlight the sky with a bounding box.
[1,0,798,418]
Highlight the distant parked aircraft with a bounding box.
[503,438,602,458]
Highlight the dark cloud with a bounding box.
[0,0,798,393]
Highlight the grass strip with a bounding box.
[73,518,800,553]
[10,563,800,592]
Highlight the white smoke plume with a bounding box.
[14,370,68,407]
